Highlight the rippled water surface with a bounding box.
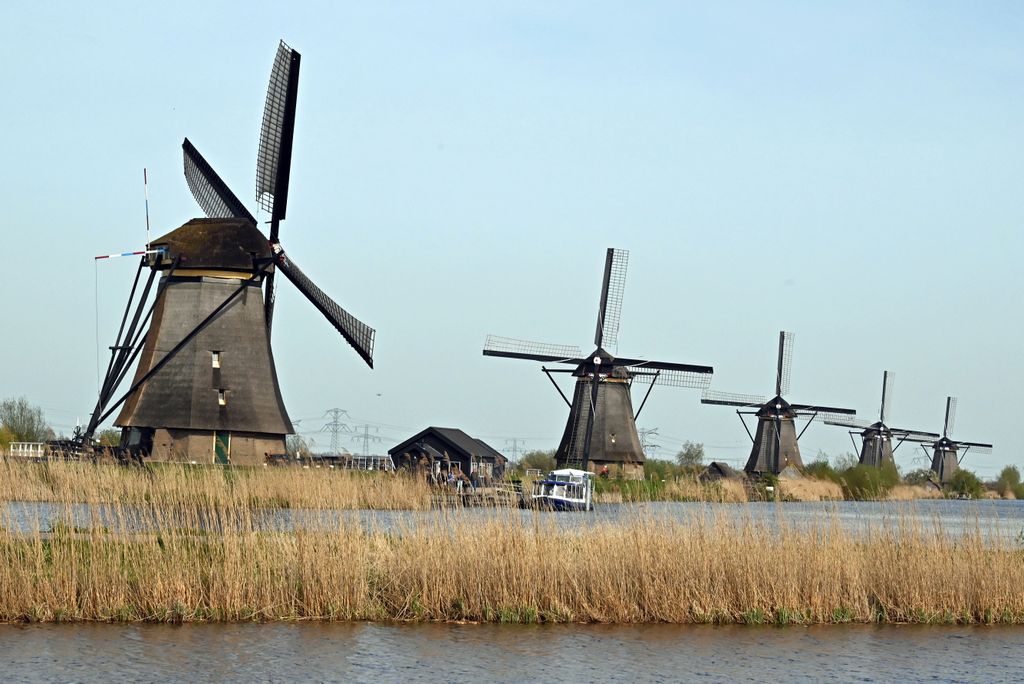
[5,499,1024,539]
[1,622,1021,683]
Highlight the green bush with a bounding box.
[804,459,841,483]
[995,466,1024,499]
[946,469,984,499]
[840,463,900,500]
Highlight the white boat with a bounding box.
[530,468,594,511]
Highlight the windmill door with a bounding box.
[214,432,231,465]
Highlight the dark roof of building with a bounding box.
[151,218,271,271]
[700,461,741,481]
[473,437,507,464]
[389,426,506,462]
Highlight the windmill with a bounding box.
[701,331,855,475]
[823,371,938,468]
[903,397,992,484]
[82,41,375,465]
[482,248,713,478]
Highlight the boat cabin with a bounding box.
[531,468,594,511]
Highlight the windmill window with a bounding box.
[211,351,221,369]
[218,390,227,406]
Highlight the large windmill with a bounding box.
[823,371,938,468]
[482,248,713,478]
[701,331,855,475]
[83,41,375,465]
[904,397,992,484]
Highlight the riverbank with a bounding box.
[0,459,433,510]
[2,500,1023,624]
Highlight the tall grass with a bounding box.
[0,459,432,510]
[1,461,1022,625]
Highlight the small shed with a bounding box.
[388,427,507,483]
[699,461,742,482]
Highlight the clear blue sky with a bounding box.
[2,2,1021,475]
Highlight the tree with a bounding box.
[97,428,122,446]
[995,466,1023,499]
[675,441,704,470]
[519,449,556,473]
[0,397,52,442]
[286,434,312,460]
[903,468,937,487]
[832,451,860,471]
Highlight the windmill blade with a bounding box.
[790,404,856,416]
[274,249,374,368]
[900,433,939,444]
[483,335,583,363]
[613,357,713,375]
[890,428,940,439]
[959,441,993,454]
[593,248,628,350]
[257,40,301,236]
[776,331,794,396]
[943,396,957,437]
[701,390,768,408]
[824,417,873,430]
[182,139,255,222]
[628,368,713,389]
[880,370,895,423]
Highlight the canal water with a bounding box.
[1,621,1021,682]
[5,499,1024,539]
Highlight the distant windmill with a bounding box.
[701,331,855,475]
[824,371,938,468]
[483,248,713,478]
[904,397,992,484]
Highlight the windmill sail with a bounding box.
[593,248,628,350]
[257,40,301,229]
[776,331,794,396]
[701,389,769,407]
[275,251,375,368]
[879,370,895,423]
[824,416,873,430]
[182,139,255,222]
[943,396,957,437]
[483,335,582,363]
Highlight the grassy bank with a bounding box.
[2,462,1023,625]
[0,459,432,510]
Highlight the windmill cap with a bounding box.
[756,395,795,417]
[149,218,272,271]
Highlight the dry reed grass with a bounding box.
[0,458,432,510]
[2,460,1022,626]
[885,485,943,501]
[779,477,844,502]
[599,476,749,504]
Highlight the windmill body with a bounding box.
[825,371,937,470]
[483,249,713,480]
[702,332,856,476]
[930,438,961,483]
[556,356,646,478]
[116,219,292,463]
[744,396,803,473]
[85,42,375,464]
[858,425,895,468]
